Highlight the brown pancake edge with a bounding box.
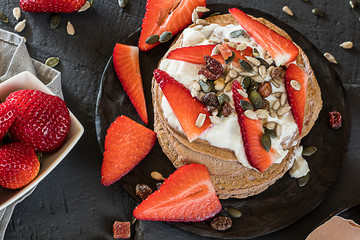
[152,14,322,199]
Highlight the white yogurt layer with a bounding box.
[159,23,303,171]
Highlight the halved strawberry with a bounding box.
[101,115,156,186]
[153,69,211,142]
[138,0,207,51]
[133,164,222,222]
[285,64,308,135]
[166,45,253,65]
[113,43,148,124]
[229,8,299,66]
[232,81,279,172]
[0,102,18,142]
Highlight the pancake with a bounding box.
[152,13,322,199]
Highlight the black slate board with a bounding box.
[95,4,350,239]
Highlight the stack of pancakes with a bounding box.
[152,14,322,199]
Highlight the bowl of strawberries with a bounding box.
[0,71,84,210]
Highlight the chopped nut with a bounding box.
[195,113,207,128]
[237,42,247,51]
[290,80,301,91]
[191,88,199,97]
[258,82,272,98]
[244,110,258,120]
[209,115,221,125]
[282,6,293,16]
[14,19,26,32]
[13,7,21,20]
[339,41,353,49]
[324,52,337,64]
[151,171,165,181]
[192,81,201,91]
[67,21,75,35]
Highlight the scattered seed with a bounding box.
[224,207,242,218]
[252,48,260,57]
[247,83,259,93]
[249,91,263,109]
[45,57,60,68]
[302,146,317,156]
[264,121,276,130]
[272,100,281,110]
[269,108,276,118]
[159,31,172,43]
[66,21,75,35]
[298,173,310,187]
[50,14,61,29]
[272,92,283,98]
[151,171,165,181]
[0,11,9,23]
[261,133,271,152]
[324,52,337,64]
[225,51,235,64]
[246,56,261,66]
[211,45,220,56]
[79,1,91,11]
[237,88,248,98]
[267,65,275,76]
[199,80,211,93]
[277,106,292,116]
[264,127,277,138]
[290,80,301,91]
[22,36,26,42]
[282,6,293,16]
[192,10,199,23]
[255,109,269,119]
[14,19,26,32]
[275,124,282,137]
[131,215,137,224]
[252,75,264,83]
[241,76,251,89]
[145,34,159,44]
[259,65,267,78]
[239,60,253,72]
[339,41,353,49]
[237,42,247,51]
[209,115,221,125]
[350,0,358,8]
[240,100,254,111]
[239,72,255,77]
[196,113,207,128]
[280,93,287,106]
[196,6,210,13]
[312,8,324,17]
[270,79,280,88]
[257,58,270,69]
[229,29,245,38]
[218,93,230,106]
[195,19,208,26]
[245,110,258,120]
[226,42,238,49]
[211,216,232,231]
[13,7,21,20]
[89,0,94,7]
[224,82,233,92]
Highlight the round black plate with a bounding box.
[95,4,350,239]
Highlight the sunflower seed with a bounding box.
[228,69,238,79]
[239,60,253,72]
[280,93,287,106]
[267,65,275,76]
[209,115,221,125]
[14,19,26,32]
[50,14,61,29]
[66,21,75,35]
[196,6,210,13]
[312,8,324,17]
[240,100,254,111]
[245,110,258,120]
[272,100,281,110]
[261,133,271,152]
[302,146,317,156]
[339,41,353,49]
[252,75,264,83]
[146,34,159,44]
[275,124,282,137]
[272,92,282,98]
[282,6,293,16]
[0,11,9,23]
[264,121,276,130]
[298,173,310,187]
[324,52,337,64]
[277,106,292,116]
[237,42,247,51]
[269,108,276,118]
[237,88,248,98]
[192,10,199,23]
[229,29,245,38]
[350,0,358,8]
[224,82,233,92]
[159,31,172,43]
[290,80,301,91]
[13,7,21,20]
[226,42,238,49]
[211,45,220,56]
[255,109,269,119]
[246,56,261,66]
[270,79,280,88]
[79,1,91,11]
[195,113,207,128]
[196,19,208,26]
[225,207,242,218]
[239,72,255,77]
[45,57,60,68]
[151,171,165,180]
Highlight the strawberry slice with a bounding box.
[232,81,279,172]
[285,64,308,135]
[166,45,253,65]
[229,8,299,66]
[138,0,207,51]
[153,69,211,142]
[0,102,18,142]
[101,115,156,186]
[133,164,222,222]
[113,43,148,124]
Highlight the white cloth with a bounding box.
[0,28,64,240]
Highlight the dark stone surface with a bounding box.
[1,0,359,239]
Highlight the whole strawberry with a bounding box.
[20,0,86,13]
[0,142,40,189]
[6,89,71,152]
[0,102,18,142]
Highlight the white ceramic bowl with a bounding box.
[0,71,84,210]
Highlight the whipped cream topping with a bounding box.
[159,23,305,171]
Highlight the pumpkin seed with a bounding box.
[324,52,337,64]
[253,48,260,57]
[89,0,94,7]
[339,41,353,49]
[264,127,277,138]
[14,19,26,32]
[241,76,251,89]
[159,31,172,43]
[350,0,358,8]
[218,93,230,106]
[245,110,258,120]
[229,29,245,38]
[66,21,75,35]
[78,1,91,11]
[0,11,8,23]
[302,146,317,156]
[145,34,159,44]
[225,51,235,64]
[261,133,271,152]
[225,207,242,218]
[151,171,165,180]
[50,14,61,29]
[13,7,21,20]
[199,80,211,93]
[239,59,253,72]
[275,124,282,137]
[312,8,324,17]
[45,57,60,68]
[118,0,127,8]
[298,173,310,187]
[196,113,207,128]
[247,83,259,94]
[240,100,254,111]
[257,58,270,68]
[249,91,263,109]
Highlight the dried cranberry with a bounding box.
[222,102,233,117]
[199,67,217,80]
[210,216,232,231]
[113,221,131,239]
[271,66,286,80]
[204,55,224,76]
[329,111,342,129]
[261,99,270,110]
[135,184,152,200]
[202,92,219,107]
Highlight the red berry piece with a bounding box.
[113,221,131,239]
[20,0,86,13]
[329,111,342,129]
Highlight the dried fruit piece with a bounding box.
[204,55,224,77]
[113,221,131,239]
[210,216,232,231]
[203,92,219,107]
[135,184,153,200]
[329,111,342,129]
[20,0,86,13]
